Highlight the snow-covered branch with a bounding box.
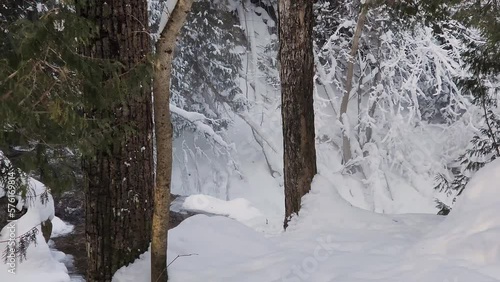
[170,104,230,148]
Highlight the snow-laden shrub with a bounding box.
[314,1,478,211]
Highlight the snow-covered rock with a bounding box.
[51,216,74,238]
[0,181,70,281]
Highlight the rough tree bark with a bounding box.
[278,0,317,229]
[152,1,193,281]
[77,1,154,281]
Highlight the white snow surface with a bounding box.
[0,177,71,281]
[182,194,263,227]
[3,2,499,281]
[0,231,70,282]
[113,162,500,282]
[414,158,500,267]
[156,0,178,38]
[51,216,74,238]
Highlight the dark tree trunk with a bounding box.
[77,1,154,281]
[278,0,317,229]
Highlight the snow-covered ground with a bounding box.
[3,159,499,282]
[113,159,500,282]
[0,214,74,282]
[2,2,500,281]
[0,164,75,282]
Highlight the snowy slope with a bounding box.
[113,162,500,282]
[0,151,73,282]
[414,158,500,276]
[0,176,72,282]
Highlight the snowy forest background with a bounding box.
[1,0,500,281]
[165,0,497,215]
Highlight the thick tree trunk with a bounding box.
[152,1,193,281]
[278,0,317,229]
[78,1,154,281]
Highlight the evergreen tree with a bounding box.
[436,104,500,214]
[161,0,248,196]
[432,0,500,213]
[170,0,246,135]
[0,1,131,193]
[0,0,127,261]
[0,0,153,273]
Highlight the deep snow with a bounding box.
[2,2,499,281]
[3,142,499,282]
[113,159,500,282]
[0,214,74,282]
[0,168,74,282]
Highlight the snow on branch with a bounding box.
[156,0,179,38]
[170,104,230,148]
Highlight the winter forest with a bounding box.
[1,0,500,281]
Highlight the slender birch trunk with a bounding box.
[151,1,193,281]
[339,2,370,164]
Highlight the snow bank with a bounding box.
[113,215,279,282]
[114,170,500,282]
[112,175,437,282]
[0,183,70,281]
[0,231,70,282]
[287,175,394,232]
[182,194,263,224]
[0,177,55,242]
[51,216,74,238]
[415,158,500,267]
[0,154,70,281]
